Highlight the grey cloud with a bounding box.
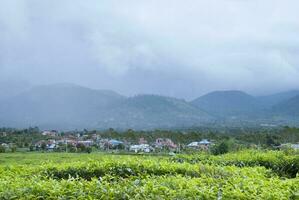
[1,0,299,99]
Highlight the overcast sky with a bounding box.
[1,0,299,99]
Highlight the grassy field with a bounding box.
[0,151,298,199]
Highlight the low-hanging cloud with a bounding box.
[1,0,299,99]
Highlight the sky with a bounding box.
[1,0,299,99]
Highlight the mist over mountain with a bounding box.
[191,91,262,118]
[0,83,298,130]
[101,95,212,129]
[0,83,212,130]
[257,90,299,108]
[0,83,125,129]
[272,95,299,118]
[1,1,299,130]
[0,80,31,101]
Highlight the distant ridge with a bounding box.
[191,90,262,118]
[101,94,213,129]
[0,84,212,129]
[257,90,299,107]
[0,83,126,129]
[272,94,299,117]
[0,84,299,129]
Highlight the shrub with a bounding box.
[211,141,229,155]
[0,145,5,153]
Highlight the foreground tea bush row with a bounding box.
[170,150,299,178]
[42,159,272,180]
[0,173,298,199]
[0,151,298,199]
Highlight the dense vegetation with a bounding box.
[0,150,298,199]
[1,126,298,198]
[1,126,299,150]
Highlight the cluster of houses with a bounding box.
[41,130,59,137]
[2,129,298,153]
[129,138,178,153]
[36,131,97,151]
[34,130,215,152]
[186,139,211,149]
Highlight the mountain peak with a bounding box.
[191,90,259,117]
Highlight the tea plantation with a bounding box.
[0,151,298,199]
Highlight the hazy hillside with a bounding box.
[1,84,299,129]
[0,80,31,101]
[99,95,213,129]
[272,95,299,117]
[191,90,262,118]
[0,84,212,129]
[257,90,299,108]
[0,83,126,129]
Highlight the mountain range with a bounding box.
[0,83,299,130]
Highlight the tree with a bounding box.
[29,145,35,151]
[76,143,86,152]
[69,145,77,153]
[41,142,47,151]
[10,145,17,153]
[86,147,92,154]
[211,141,229,155]
[0,145,5,153]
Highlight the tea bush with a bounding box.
[0,151,298,199]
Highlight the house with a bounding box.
[155,138,177,149]
[199,139,211,146]
[130,144,153,153]
[187,142,200,148]
[56,139,77,146]
[187,139,212,150]
[35,139,57,150]
[47,144,56,151]
[139,137,148,144]
[97,139,109,149]
[155,138,164,147]
[47,139,56,145]
[77,140,93,147]
[41,130,58,137]
[1,143,9,148]
[109,139,124,148]
[91,134,100,140]
[35,140,46,148]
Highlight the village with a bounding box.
[1,128,298,153]
[30,130,214,153]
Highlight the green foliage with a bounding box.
[41,142,47,151]
[0,145,5,153]
[10,145,17,153]
[0,151,298,199]
[171,150,299,178]
[211,141,229,155]
[86,146,92,154]
[1,126,299,152]
[69,145,77,153]
[29,145,35,151]
[76,143,86,152]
